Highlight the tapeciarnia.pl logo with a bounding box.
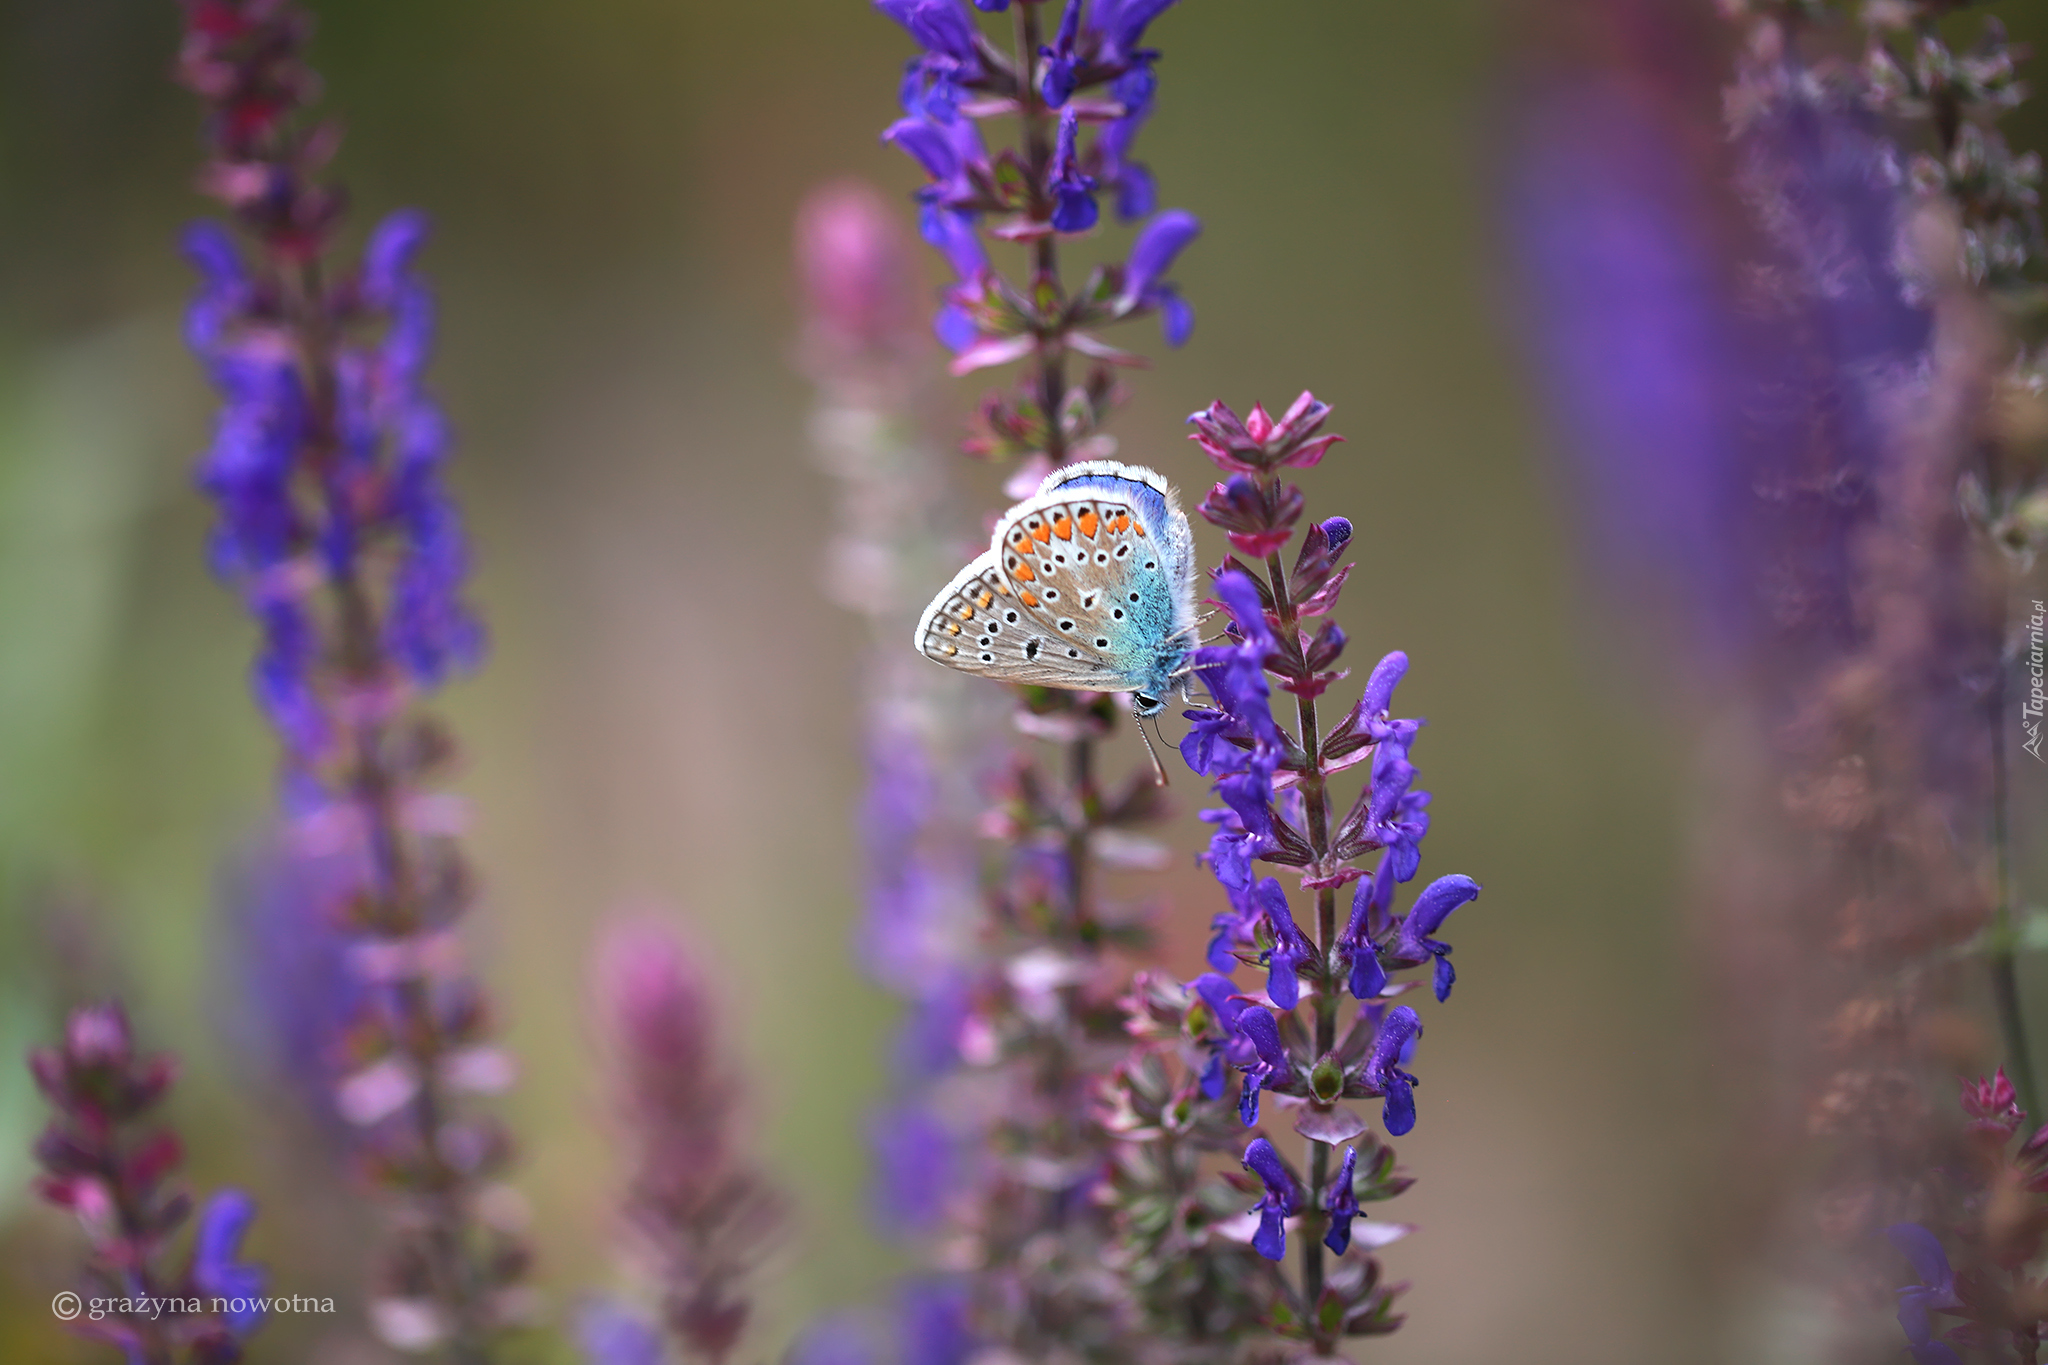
[2025,598,2045,763]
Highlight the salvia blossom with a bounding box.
[1509,0,2048,1350]
[174,2,528,1355]
[1239,1137,1300,1263]
[29,1003,267,1363]
[592,921,782,1364]
[1098,394,1480,1358]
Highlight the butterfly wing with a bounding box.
[915,461,1198,698]
[912,550,1127,688]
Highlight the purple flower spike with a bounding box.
[1364,1006,1422,1136]
[1323,1145,1360,1254]
[1886,1224,1965,1361]
[1394,875,1481,1001]
[1039,0,1083,107]
[193,1189,266,1334]
[1122,208,1201,303]
[1252,876,1314,1010]
[1240,1137,1299,1262]
[1234,1005,1289,1126]
[1049,106,1099,233]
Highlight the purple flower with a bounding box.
[1393,875,1481,1002]
[1198,810,1261,970]
[1323,1145,1360,1254]
[576,1300,669,1365]
[1091,0,1180,63]
[1096,62,1158,220]
[873,1104,955,1233]
[1048,106,1099,232]
[193,1189,266,1334]
[875,0,982,66]
[1240,1137,1300,1262]
[1886,1224,1964,1365]
[899,1279,973,1365]
[1363,738,1430,882]
[1340,871,1390,1001]
[1320,516,1353,553]
[1363,1006,1422,1136]
[787,1312,888,1365]
[1233,1005,1289,1126]
[883,114,985,209]
[1123,207,1199,297]
[1191,972,1253,1099]
[1039,0,1083,107]
[1120,209,1200,344]
[1251,876,1314,1010]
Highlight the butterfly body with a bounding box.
[914,461,1198,714]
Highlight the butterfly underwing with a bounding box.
[914,460,1199,716]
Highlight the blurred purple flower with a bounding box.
[1886,1224,1964,1365]
[577,1300,670,1365]
[873,1104,956,1234]
[1096,61,1158,220]
[899,1279,974,1365]
[1049,106,1100,233]
[1120,209,1201,345]
[1039,0,1083,106]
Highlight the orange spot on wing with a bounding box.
[1031,521,1052,544]
[1112,512,1131,532]
[1077,508,1099,538]
[1134,522,1147,537]
[1010,559,1037,582]
[976,590,993,608]
[1051,512,1073,540]
[1020,589,1039,607]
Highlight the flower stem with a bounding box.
[1013,0,1068,458]
[285,252,497,1365]
[1988,579,2041,1125]
[1263,529,1334,1306]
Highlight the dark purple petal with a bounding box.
[193,1190,265,1332]
[884,117,960,182]
[1320,517,1353,553]
[1886,1223,1955,1294]
[1323,1145,1359,1254]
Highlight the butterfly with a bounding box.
[914,460,1199,720]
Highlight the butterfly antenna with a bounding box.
[1134,712,1169,787]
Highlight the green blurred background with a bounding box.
[4,1,2040,1362]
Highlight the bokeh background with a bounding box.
[3,1,2047,1362]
